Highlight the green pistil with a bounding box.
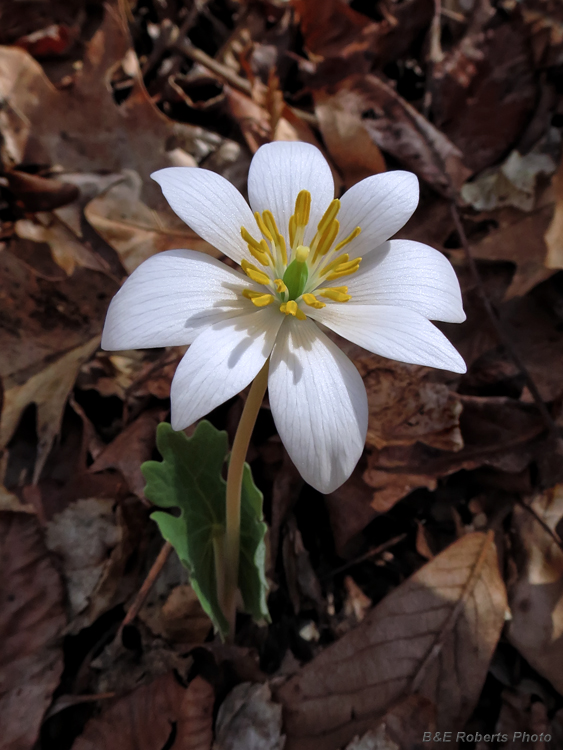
[282,259,309,300]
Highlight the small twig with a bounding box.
[117,541,173,639]
[174,36,318,127]
[515,497,563,553]
[322,533,408,579]
[450,204,558,440]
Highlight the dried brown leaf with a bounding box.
[15,212,109,276]
[84,170,218,273]
[0,512,66,750]
[7,170,79,212]
[278,532,507,750]
[344,695,436,750]
[0,335,100,481]
[507,485,563,694]
[314,89,386,188]
[90,410,162,498]
[177,676,214,750]
[432,20,537,174]
[313,76,470,195]
[71,673,190,750]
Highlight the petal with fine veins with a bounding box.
[101,250,251,350]
[247,142,335,248]
[336,171,419,259]
[152,167,260,264]
[309,304,467,373]
[346,239,466,323]
[170,307,282,430]
[268,318,368,493]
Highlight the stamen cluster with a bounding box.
[241,190,362,320]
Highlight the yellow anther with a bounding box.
[242,290,274,307]
[302,293,326,309]
[254,212,273,242]
[317,199,341,233]
[333,226,361,254]
[241,227,272,265]
[294,245,310,262]
[321,252,349,275]
[313,219,339,261]
[318,286,351,302]
[274,278,288,294]
[295,190,311,227]
[280,300,307,320]
[241,259,271,286]
[325,257,362,281]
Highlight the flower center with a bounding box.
[240,190,362,320]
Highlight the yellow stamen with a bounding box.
[321,253,349,275]
[295,190,311,227]
[289,215,297,249]
[302,293,326,309]
[280,300,307,320]
[325,258,362,281]
[318,286,351,302]
[313,219,339,261]
[241,259,271,286]
[333,226,361,254]
[262,210,287,265]
[317,199,341,234]
[274,278,288,294]
[254,212,273,242]
[241,227,272,265]
[242,290,274,307]
[294,245,310,262]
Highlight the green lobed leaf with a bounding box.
[141,421,269,638]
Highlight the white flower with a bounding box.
[102,142,466,493]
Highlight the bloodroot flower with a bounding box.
[102,142,466,493]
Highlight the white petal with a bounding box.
[247,142,334,248]
[152,167,259,263]
[345,239,465,323]
[309,304,466,373]
[101,250,253,350]
[336,171,419,259]
[170,307,283,430]
[268,318,368,493]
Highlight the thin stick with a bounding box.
[322,533,408,579]
[223,360,270,640]
[117,541,172,638]
[449,204,558,439]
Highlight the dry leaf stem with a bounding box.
[515,496,563,552]
[117,540,172,639]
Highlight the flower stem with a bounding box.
[223,359,269,639]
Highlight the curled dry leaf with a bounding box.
[213,682,285,750]
[84,170,218,274]
[45,497,131,632]
[15,212,109,276]
[507,485,563,695]
[72,673,214,750]
[7,170,79,212]
[0,335,100,482]
[0,512,66,750]
[278,532,507,750]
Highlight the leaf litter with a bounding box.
[1,0,563,748]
